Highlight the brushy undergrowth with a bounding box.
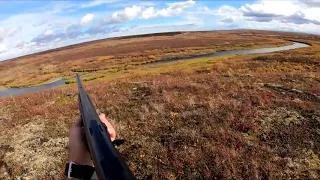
[0,31,319,179]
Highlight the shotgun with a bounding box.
[76,75,134,180]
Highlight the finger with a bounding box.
[99,113,116,141]
[99,113,106,119]
[96,109,102,115]
[73,116,82,128]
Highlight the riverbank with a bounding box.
[0,41,309,95]
[0,30,297,88]
[3,41,308,90]
[0,79,66,97]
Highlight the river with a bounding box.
[0,42,309,97]
[0,79,66,97]
[144,42,309,66]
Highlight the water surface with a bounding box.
[145,42,309,66]
[0,42,309,97]
[0,79,66,97]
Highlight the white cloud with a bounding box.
[166,0,195,12]
[200,0,320,33]
[0,9,80,61]
[15,42,25,49]
[221,17,235,23]
[240,1,300,17]
[199,5,241,22]
[0,44,7,53]
[44,30,54,36]
[239,0,320,24]
[141,7,156,19]
[105,0,195,23]
[0,29,7,42]
[121,5,142,19]
[105,5,142,24]
[80,0,121,8]
[216,5,240,17]
[142,0,195,19]
[298,0,320,7]
[0,27,21,42]
[106,1,158,8]
[81,14,94,26]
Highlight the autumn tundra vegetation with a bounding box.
[0,30,319,179]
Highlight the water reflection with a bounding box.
[145,42,309,66]
[0,42,309,97]
[0,79,66,97]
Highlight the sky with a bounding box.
[0,0,320,61]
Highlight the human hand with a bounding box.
[68,113,116,166]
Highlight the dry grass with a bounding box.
[0,30,293,87]
[0,30,320,179]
